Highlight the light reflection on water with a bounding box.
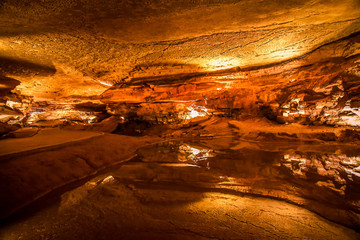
[135,140,360,190]
[178,144,214,163]
[134,139,360,222]
[57,138,360,230]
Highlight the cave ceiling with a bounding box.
[0,0,360,126]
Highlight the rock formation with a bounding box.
[0,0,359,129]
[0,0,360,239]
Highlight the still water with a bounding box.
[1,138,360,239]
[134,138,360,227]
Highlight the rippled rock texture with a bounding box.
[0,0,359,129]
[1,1,360,238]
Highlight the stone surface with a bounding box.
[1,1,360,237]
[1,162,360,240]
[1,127,39,139]
[0,129,157,220]
[0,0,359,127]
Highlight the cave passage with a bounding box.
[1,0,360,239]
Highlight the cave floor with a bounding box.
[1,121,360,239]
[0,128,103,158]
[1,174,359,240]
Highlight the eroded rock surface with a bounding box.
[1,1,360,238]
[0,0,359,128]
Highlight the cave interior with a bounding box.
[1,0,360,239]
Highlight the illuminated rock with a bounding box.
[0,0,358,127]
[2,127,39,139]
[1,1,360,238]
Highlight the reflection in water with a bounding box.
[136,141,215,165]
[7,138,359,238]
[59,175,116,211]
[178,144,214,163]
[135,140,360,197]
[5,138,357,239]
[134,139,360,228]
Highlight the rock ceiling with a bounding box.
[0,0,360,127]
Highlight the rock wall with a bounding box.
[0,0,359,129]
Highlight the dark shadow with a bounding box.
[0,57,56,77]
[0,75,20,96]
[0,0,7,8]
